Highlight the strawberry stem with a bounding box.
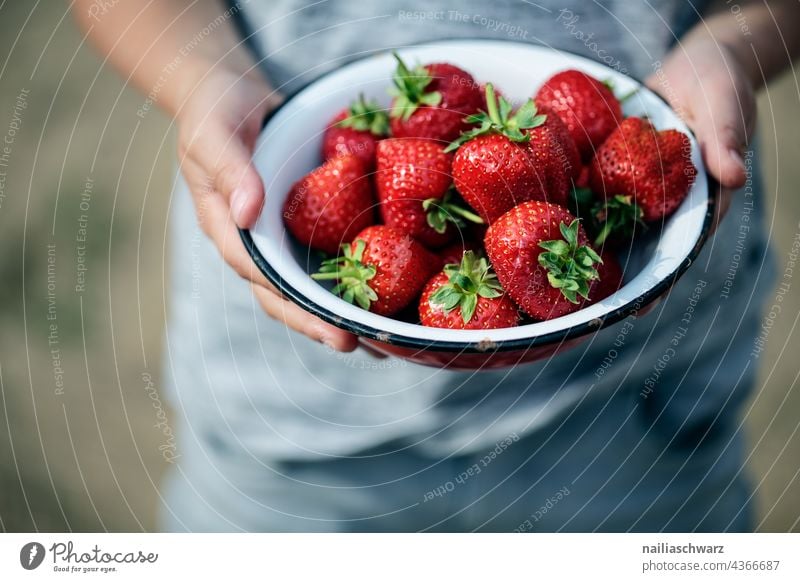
[484,83,502,125]
[617,86,640,103]
[538,220,603,303]
[429,251,503,323]
[423,189,484,234]
[311,239,378,310]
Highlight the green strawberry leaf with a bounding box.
[445,83,546,152]
[593,195,646,246]
[461,294,478,323]
[423,189,484,233]
[538,220,603,304]
[312,239,379,310]
[388,52,441,121]
[428,251,505,323]
[337,94,390,136]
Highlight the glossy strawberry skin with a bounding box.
[322,110,380,168]
[390,63,483,143]
[535,69,623,161]
[484,201,592,320]
[589,117,697,221]
[452,112,579,224]
[283,155,375,254]
[526,108,581,204]
[419,271,519,330]
[351,225,437,316]
[376,139,454,248]
[452,134,540,224]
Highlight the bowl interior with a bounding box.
[249,40,709,345]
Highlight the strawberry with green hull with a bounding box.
[312,225,436,317]
[589,116,697,223]
[419,251,519,329]
[535,69,623,161]
[592,194,646,247]
[375,138,482,248]
[322,94,390,168]
[389,54,484,143]
[569,186,646,247]
[283,154,374,254]
[450,84,580,223]
[484,201,602,320]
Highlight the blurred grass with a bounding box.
[0,3,172,531]
[0,4,798,532]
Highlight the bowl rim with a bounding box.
[239,39,718,353]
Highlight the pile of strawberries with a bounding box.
[283,54,697,330]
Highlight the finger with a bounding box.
[691,102,748,190]
[187,175,271,287]
[180,121,265,229]
[646,72,750,190]
[251,284,359,352]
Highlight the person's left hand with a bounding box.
[645,37,756,229]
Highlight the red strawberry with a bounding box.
[312,225,436,316]
[575,165,591,189]
[419,251,519,329]
[589,252,624,302]
[589,116,697,222]
[535,69,623,161]
[452,133,537,224]
[376,139,481,248]
[283,154,374,254]
[484,201,602,320]
[322,95,389,168]
[389,54,483,143]
[450,84,579,223]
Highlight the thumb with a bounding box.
[646,70,751,190]
[691,98,749,190]
[182,121,265,229]
[224,152,265,230]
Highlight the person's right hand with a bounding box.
[176,67,359,352]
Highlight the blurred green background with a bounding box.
[0,4,798,532]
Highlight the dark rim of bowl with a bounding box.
[239,40,718,353]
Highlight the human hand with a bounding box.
[176,67,358,351]
[646,37,756,228]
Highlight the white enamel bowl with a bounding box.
[241,39,714,369]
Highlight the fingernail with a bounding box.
[231,188,249,226]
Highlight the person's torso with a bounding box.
[163,0,773,461]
